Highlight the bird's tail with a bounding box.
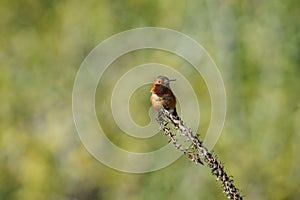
[170,108,180,120]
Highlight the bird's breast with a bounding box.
[150,93,163,110]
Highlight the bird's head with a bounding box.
[152,76,176,89]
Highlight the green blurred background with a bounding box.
[1,0,299,199]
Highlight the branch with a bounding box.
[156,109,243,200]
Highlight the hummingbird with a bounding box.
[150,76,178,118]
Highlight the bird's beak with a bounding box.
[168,79,176,82]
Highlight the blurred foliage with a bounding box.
[0,0,299,199]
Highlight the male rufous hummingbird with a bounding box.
[150,76,178,118]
